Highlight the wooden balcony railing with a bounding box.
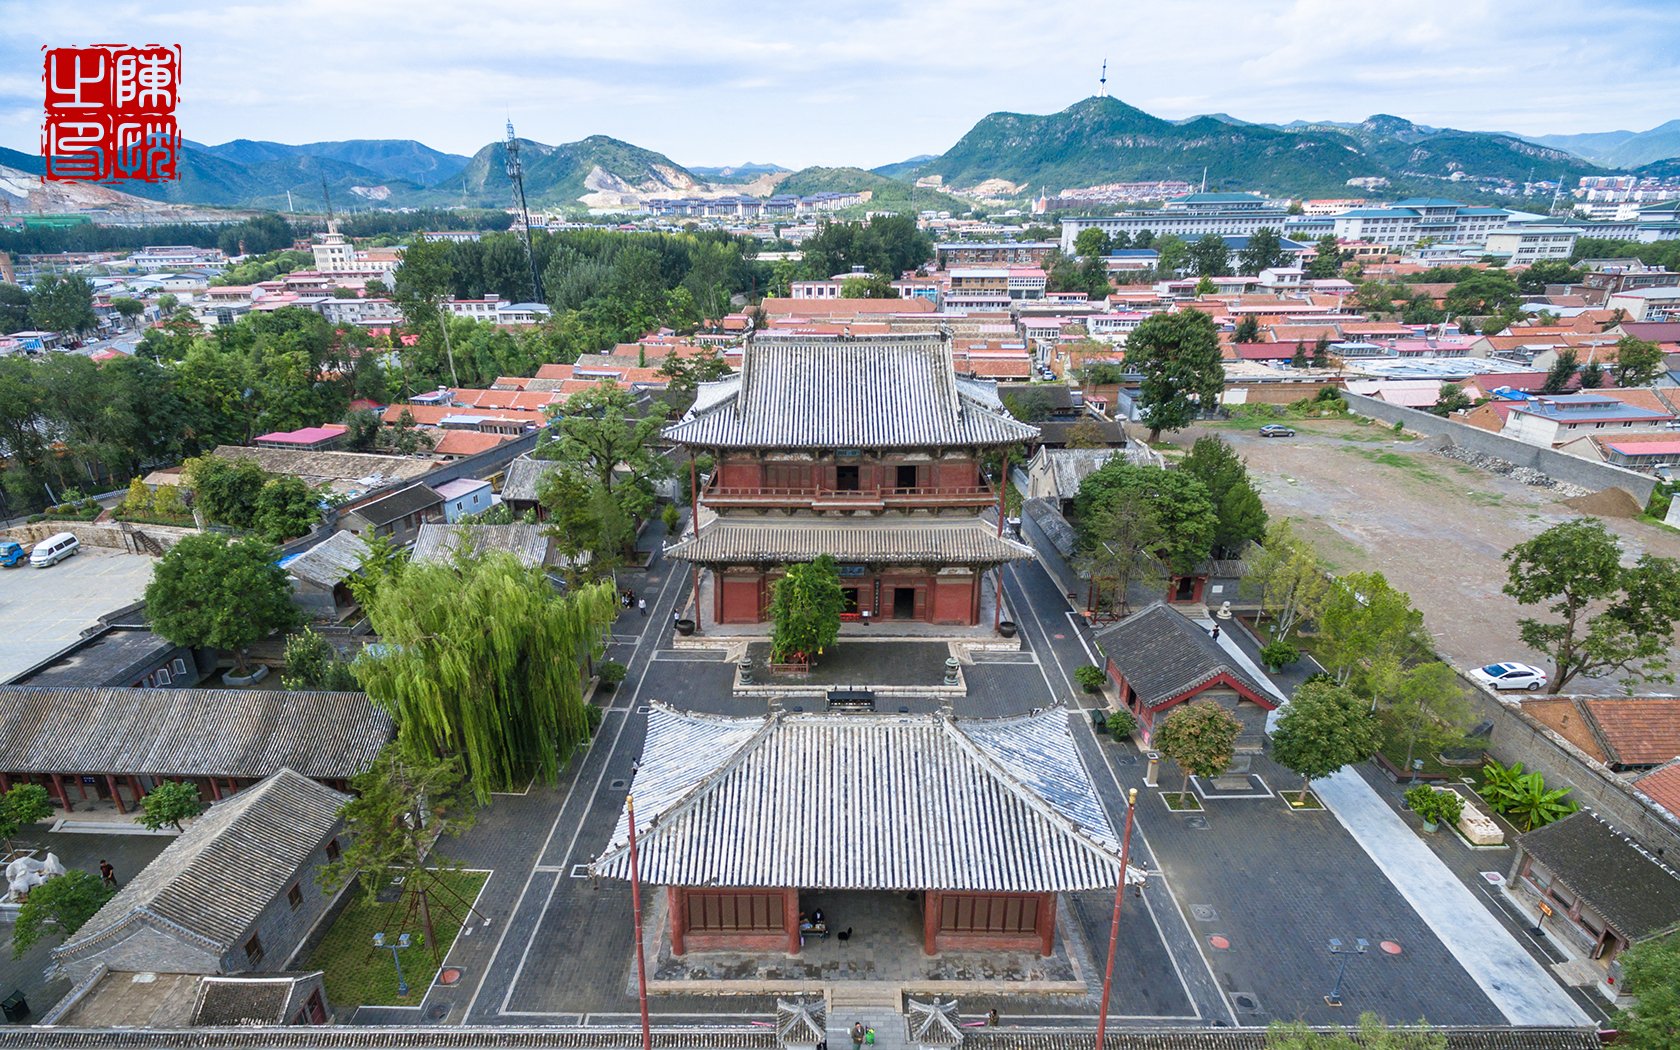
[702,481,996,509]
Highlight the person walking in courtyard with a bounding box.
[99,859,117,887]
[637,597,647,617]
[851,1022,865,1048]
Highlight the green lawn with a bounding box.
[308,868,489,1008]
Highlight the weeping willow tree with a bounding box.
[354,551,618,802]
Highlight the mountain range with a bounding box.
[4,98,1677,216]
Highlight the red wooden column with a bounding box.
[0,773,11,793]
[922,891,941,955]
[206,777,222,801]
[49,773,72,812]
[783,888,800,955]
[1037,892,1057,957]
[105,775,126,815]
[668,887,687,956]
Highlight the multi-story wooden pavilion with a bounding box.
[591,703,1132,957]
[663,332,1038,627]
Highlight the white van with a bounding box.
[29,532,79,568]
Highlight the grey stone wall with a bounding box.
[225,841,347,974]
[1464,683,1680,857]
[1340,392,1658,505]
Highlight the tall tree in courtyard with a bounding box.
[538,381,672,557]
[391,235,461,387]
[1503,517,1680,693]
[1152,700,1242,802]
[1074,495,1166,616]
[1237,227,1288,276]
[1073,227,1112,258]
[144,533,298,674]
[1232,315,1260,343]
[1074,461,1218,576]
[320,744,478,953]
[1270,680,1380,805]
[1179,436,1267,557]
[1189,234,1229,277]
[768,555,846,663]
[354,552,619,802]
[1241,519,1329,643]
[1121,310,1225,441]
[139,781,206,832]
[1314,571,1426,693]
[1541,348,1579,394]
[12,870,114,958]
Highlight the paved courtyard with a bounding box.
[371,524,1602,1034]
[0,548,155,682]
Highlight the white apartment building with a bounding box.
[1329,199,1511,249]
[1483,226,1581,264]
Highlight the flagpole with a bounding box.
[1095,788,1138,1050]
[627,796,652,1050]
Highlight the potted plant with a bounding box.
[1259,640,1300,673]
[1105,708,1138,740]
[1075,665,1108,694]
[1404,784,1442,831]
[1434,788,1465,830]
[597,660,628,692]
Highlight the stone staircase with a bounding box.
[826,984,906,1050]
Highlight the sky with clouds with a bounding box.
[5,0,1679,169]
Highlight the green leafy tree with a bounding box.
[1074,462,1218,575]
[1237,227,1288,276]
[1074,227,1112,258]
[0,785,54,850]
[391,234,462,387]
[1189,234,1230,277]
[538,382,672,557]
[253,476,322,543]
[1503,517,1680,693]
[353,553,618,802]
[1265,1013,1445,1049]
[1479,762,1578,831]
[183,455,268,529]
[281,627,359,691]
[0,283,29,331]
[1613,932,1680,1049]
[28,274,97,336]
[1241,519,1329,643]
[1433,382,1473,415]
[1517,259,1581,295]
[1613,335,1665,387]
[144,533,299,673]
[768,555,845,663]
[1153,700,1242,800]
[1074,494,1166,616]
[1121,310,1225,441]
[1442,271,1520,317]
[1270,680,1381,804]
[1382,661,1470,772]
[12,869,115,958]
[1179,436,1267,556]
[139,780,206,831]
[1580,360,1606,389]
[1194,275,1216,296]
[319,744,477,951]
[1315,572,1426,692]
[1305,236,1345,280]
[1541,348,1579,394]
[1153,234,1187,277]
[1312,333,1331,369]
[109,296,145,328]
[1232,315,1261,343]
[839,273,897,299]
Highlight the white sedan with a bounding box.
[1471,662,1549,692]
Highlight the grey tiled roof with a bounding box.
[1036,448,1118,497]
[56,770,348,965]
[192,973,321,1026]
[1518,812,1680,941]
[501,455,558,503]
[0,687,392,779]
[412,524,556,569]
[906,999,963,1046]
[666,518,1034,566]
[283,529,370,588]
[591,704,1126,892]
[345,483,441,526]
[663,335,1040,450]
[1091,602,1274,709]
[775,1000,825,1044]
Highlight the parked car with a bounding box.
[0,541,24,568]
[1258,424,1296,438]
[1471,662,1548,692]
[28,532,80,568]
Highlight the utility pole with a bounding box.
[1094,788,1139,1050]
[505,119,544,304]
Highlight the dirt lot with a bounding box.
[1169,417,1680,695]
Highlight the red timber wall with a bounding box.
[712,457,982,492]
[712,570,981,625]
[669,886,799,954]
[922,890,1057,956]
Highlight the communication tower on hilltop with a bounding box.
[1098,59,1108,98]
[504,119,544,304]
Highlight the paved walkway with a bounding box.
[1214,621,1590,1028]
